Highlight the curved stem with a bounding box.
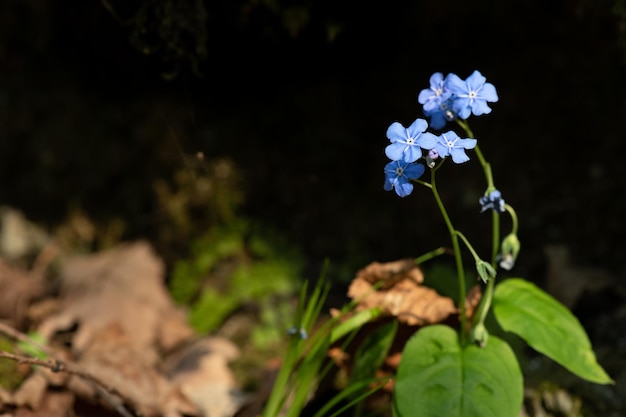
[430,167,467,344]
[454,231,481,262]
[456,120,495,191]
[457,118,501,341]
[505,203,519,234]
[473,271,494,329]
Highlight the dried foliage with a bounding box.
[348,259,456,326]
[0,241,245,417]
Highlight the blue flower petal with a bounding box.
[406,118,429,136]
[385,142,406,161]
[471,101,492,116]
[429,72,445,86]
[433,132,476,164]
[384,177,393,191]
[404,162,425,179]
[445,73,465,93]
[450,148,470,164]
[417,132,438,150]
[386,122,406,142]
[426,111,448,130]
[403,146,423,163]
[480,83,499,102]
[383,160,425,197]
[460,138,477,149]
[419,94,439,112]
[434,142,449,158]
[455,103,472,120]
[395,181,414,197]
[466,70,487,90]
[418,73,448,111]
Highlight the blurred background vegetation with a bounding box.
[1,0,626,293]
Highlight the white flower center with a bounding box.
[443,134,458,149]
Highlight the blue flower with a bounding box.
[479,190,506,213]
[385,118,438,163]
[434,131,477,163]
[446,70,499,120]
[418,72,452,112]
[424,98,457,130]
[384,160,425,197]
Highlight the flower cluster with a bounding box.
[418,70,499,130]
[383,118,477,197]
[383,70,498,197]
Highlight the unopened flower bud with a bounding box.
[471,322,489,348]
[479,190,505,213]
[499,233,521,270]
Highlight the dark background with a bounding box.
[1,0,625,285]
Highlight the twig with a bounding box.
[0,349,137,417]
[0,326,141,417]
[0,320,56,357]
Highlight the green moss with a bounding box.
[188,288,240,334]
[169,220,302,337]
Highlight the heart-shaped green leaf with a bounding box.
[493,278,613,384]
[394,325,522,417]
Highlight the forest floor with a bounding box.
[0,206,624,417]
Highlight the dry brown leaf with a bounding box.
[165,337,245,417]
[13,391,74,417]
[11,372,47,409]
[464,284,483,323]
[31,241,205,416]
[0,258,45,327]
[354,258,423,289]
[0,386,12,406]
[67,322,172,417]
[348,260,456,326]
[1,241,246,417]
[37,240,194,356]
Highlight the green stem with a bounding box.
[456,120,495,190]
[414,247,450,265]
[473,271,494,328]
[491,210,500,265]
[457,118,501,337]
[430,167,467,344]
[454,231,482,262]
[505,203,519,234]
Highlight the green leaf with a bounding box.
[330,307,382,344]
[312,375,391,417]
[493,278,613,384]
[394,325,522,417]
[286,336,331,417]
[350,320,398,387]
